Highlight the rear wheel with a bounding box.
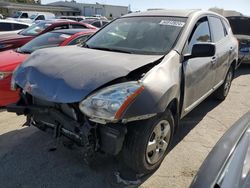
[214,67,233,100]
[122,110,174,174]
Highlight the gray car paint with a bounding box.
[190,112,250,188]
[12,10,238,121]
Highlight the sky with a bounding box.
[41,0,250,16]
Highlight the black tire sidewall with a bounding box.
[122,109,175,174]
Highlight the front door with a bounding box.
[182,17,216,115]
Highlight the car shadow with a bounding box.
[0,107,6,112]
[235,64,250,78]
[0,66,249,188]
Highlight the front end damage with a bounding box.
[7,92,127,156]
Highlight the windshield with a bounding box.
[85,16,186,55]
[13,12,22,18]
[29,14,37,20]
[19,22,52,36]
[18,32,72,54]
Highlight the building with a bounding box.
[0,1,80,17]
[48,1,129,19]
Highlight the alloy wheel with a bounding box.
[146,120,171,165]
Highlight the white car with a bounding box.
[7,11,55,24]
[0,20,31,35]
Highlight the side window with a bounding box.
[187,17,211,53]
[52,24,69,30]
[102,21,109,26]
[77,18,84,22]
[12,23,29,30]
[209,17,225,42]
[36,15,45,21]
[67,35,90,45]
[69,17,77,21]
[70,24,87,29]
[20,13,28,18]
[91,21,101,28]
[0,23,12,31]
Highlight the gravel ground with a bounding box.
[0,65,250,188]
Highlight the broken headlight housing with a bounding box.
[79,81,144,122]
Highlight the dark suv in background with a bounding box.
[227,16,250,64]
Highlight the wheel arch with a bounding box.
[230,59,237,78]
[166,98,180,133]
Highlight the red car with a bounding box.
[0,20,97,51]
[0,28,96,106]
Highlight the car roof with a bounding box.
[37,19,77,24]
[0,19,31,25]
[50,29,94,35]
[123,9,200,18]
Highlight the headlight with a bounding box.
[0,72,12,80]
[79,81,144,122]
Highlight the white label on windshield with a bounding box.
[60,34,71,39]
[159,20,185,27]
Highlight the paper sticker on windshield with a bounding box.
[159,20,185,27]
[60,34,71,39]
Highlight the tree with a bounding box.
[7,0,41,4]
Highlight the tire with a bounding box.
[214,67,233,100]
[122,109,174,174]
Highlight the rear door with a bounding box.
[208,16,231,86]
[182,17,216,114]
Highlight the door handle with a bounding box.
[211,56,217,64]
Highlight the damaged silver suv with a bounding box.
[8,10,238,174]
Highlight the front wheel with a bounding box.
[214,67,233,100]
[122,110,174,174]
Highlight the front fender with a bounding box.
[122,51,182,119]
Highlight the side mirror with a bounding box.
[191,43,216,58]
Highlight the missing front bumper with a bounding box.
[7,103,126,155]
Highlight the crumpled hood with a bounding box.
[14,46,162,103]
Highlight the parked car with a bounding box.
[0,20,31,35]
[81,19,110,28]
[190,111,250,188]
[7,11,55,23]
[227,16,250,64]
[7,10,238,174]
[59,16,85,22]
[0,20,97,51]
[0,28,95,106]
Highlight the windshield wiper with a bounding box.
[88,46,133,54]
